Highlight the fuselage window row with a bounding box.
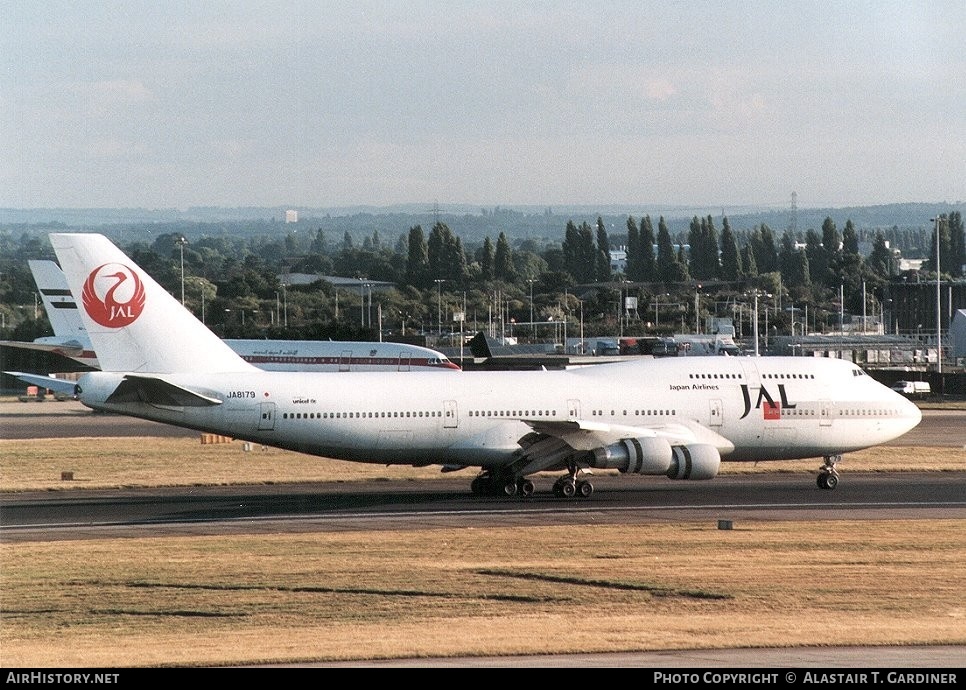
[277,406,900,422]
[469,410,558,417]
[279,410,443,420]
[837,407,897,417]
[685,373,817,380]
[595,409,676,417]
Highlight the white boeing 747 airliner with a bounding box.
[50,233,922,498]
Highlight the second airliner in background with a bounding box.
[4,259,459,373]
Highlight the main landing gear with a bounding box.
[470,471,535,498]
[470,463,594,499]
[551,462,594,498]
[817,454,841,490]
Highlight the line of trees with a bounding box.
[0,212,962,344]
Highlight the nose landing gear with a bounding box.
[817,454,841,490]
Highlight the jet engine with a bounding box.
[589,437,719,480]
[667,443,720,480]
[589,437,672,474]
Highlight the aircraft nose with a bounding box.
[897,394,922,434]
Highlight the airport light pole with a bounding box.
[175,236,188,305]
[751,291,771,356]
[366,283,372,331]
[579,299,584,354]
[527,278,535,339]
[694,285,701,334]
[752,292,758,356]
[930,216,942,374]
[435,279,444,336]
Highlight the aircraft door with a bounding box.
[258,402,277,431]
[443,400,458,428]
[340,350,352,372]
[820,400,832,427]
[398,354,411,372]
[739,358,760,389]
[709,398,723,427]
[567,399,581,421]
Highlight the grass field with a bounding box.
[2,519,965,667]
[1,435,964,492]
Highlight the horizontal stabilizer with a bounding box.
[0,339,84,355]
[106,374,223,407]
[4,371,79,395]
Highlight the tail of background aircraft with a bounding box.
[50,233,257,375]
[29,259,88,342]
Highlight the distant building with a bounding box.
[285,209,298,223]
[952,309,966,363]
[278,272,394,293]
[769,334,934,366]
[884,281,966,337]
[898,258,924,272]
[609,248,627,274]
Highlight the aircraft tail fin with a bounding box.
[49,233,257,374]
[28,259,87,340]
[468,331,493,358]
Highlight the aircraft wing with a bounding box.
[525,418,723,448]
[105,374,224,407]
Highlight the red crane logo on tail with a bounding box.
[82,263,146,327]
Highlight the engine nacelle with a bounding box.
[667,443,720,480]
[589,437,673,475]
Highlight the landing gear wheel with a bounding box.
[518,478,535,497]
[560,481,576,498]
[816,454,841,490]
[501,480,518,497]
[576,480,594,498]
[822,473,838,490]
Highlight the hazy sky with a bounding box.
[3,1,964,211]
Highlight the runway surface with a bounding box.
[2,471,965,543]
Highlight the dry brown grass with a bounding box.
[2,519,964,667]
[1,436,963,493]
